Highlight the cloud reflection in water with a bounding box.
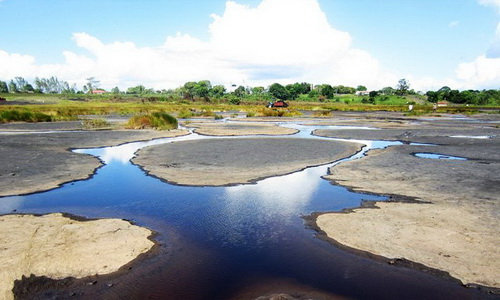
[215,164,327,248]
[73,133,201,164]
[224,166,324,219]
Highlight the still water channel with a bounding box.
[0,123,490,299]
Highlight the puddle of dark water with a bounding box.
[0,126,492,299]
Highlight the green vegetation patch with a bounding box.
[0,109,53,123]
[127,112,178,130]
[253,107,303,117]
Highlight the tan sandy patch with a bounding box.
[317,202,499,288]
[185,121,297,136]
[319,146,500,288]
[133,138,361,186]
[0,213,154,300]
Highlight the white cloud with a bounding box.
[0,0,394,90]
[410,1,500,91]
[0,0,497,91]
[446,1,500,90]
[208,0,394,88]
[486,22,500,58]
[478,0,500,12]
[455,55,500,89]
[448,21,460,28]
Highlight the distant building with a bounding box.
[91,89,106,95]
[356,91,370,96]
[437,101,448,107]
[355,91,370,96]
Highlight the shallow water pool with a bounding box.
[414,153,467,160]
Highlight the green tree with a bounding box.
[0,81,8,93]
[285,84,299,100]
[47,77,61,93]
[34,77,46,93]
[369,90,379,98]
[61,82,77,94]
[193,80,211,100]
[478,89,500,105]
[251,86,265,95]
[268,83,289,100]
[459,90,478,105]
[210,85,226,98]
[24,84,35,93]
[356,85,367,91]
[333,85,355,94]
[285,82,311,100]
[14,77,28,92]
[317,84,334,99]
[308,89,319,99]
[381,86,395,95]
[8,80,18,93]
[425,91,439,103]
[111,87,120,94]
[85,77,100,93]
[447,90,462,103]
[438,86,451,93]
[182,81,197,100]
[396,79,410,95]
[127,85,146,94]
[233,85,247,98]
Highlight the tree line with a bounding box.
[1,76,498,105]
[425,86,500,106]
[0,77,78,94]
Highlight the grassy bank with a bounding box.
[0,109,53,123]
[0,93,498,123]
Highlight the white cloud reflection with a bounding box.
[73,133,200,164]
[224,165,325,219]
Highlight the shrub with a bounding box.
[177,109,194,119]
[228,96,241,105]
[127,112,178,130]
[0,109,52,123]
[256,108,302,117]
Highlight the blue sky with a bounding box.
[1,0,499,91]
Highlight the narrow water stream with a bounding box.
[0,123,490,299]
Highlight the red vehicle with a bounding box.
[267,100,289,108]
